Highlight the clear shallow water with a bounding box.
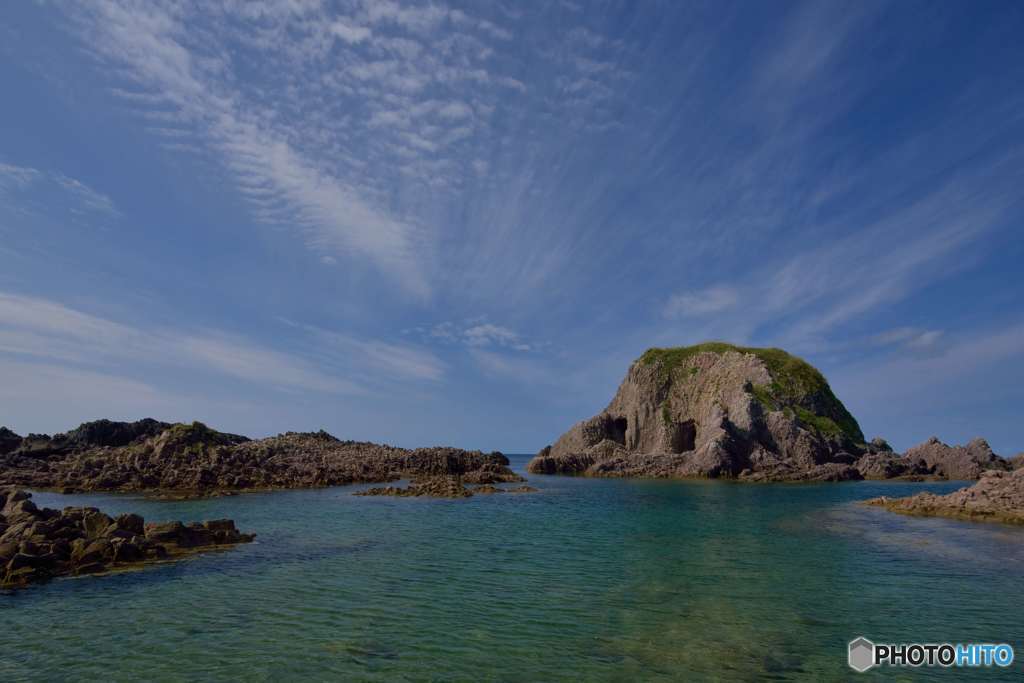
[2,455,1022,681]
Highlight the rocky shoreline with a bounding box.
[0,420,522,498]
[0,489,254,589]
[865,468,1024,525]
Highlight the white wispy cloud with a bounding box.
[0,292,359,394]
[870,327,944,351]
[71,0,429,296]
[468,348,553,385]
[0,162,119,218]
[420,320,533,352]
[180,335,360,394]
[56,0,634,309]
[330,19,372,44]
[53,173,120,216]
[290,321,447,382]
[834,322,1024,409]
[0,359,168,424]
[663,286,739,319]
[0,162,42,189]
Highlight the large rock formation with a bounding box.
[0,489,254,588]
[900,437,1010,480]
[528,343,869,481]
[0,420,521,496]
[866,468,1024,525]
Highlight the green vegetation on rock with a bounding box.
[749,383,777,411]
[639,342,864,443]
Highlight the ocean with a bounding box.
[2,454,1021,681]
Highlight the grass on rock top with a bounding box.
[639,342,864,443]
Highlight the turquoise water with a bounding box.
[2,455,1022,681]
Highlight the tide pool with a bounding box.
[2,456,1021,681]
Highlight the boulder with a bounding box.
[144,521,187,544]
[82,512,114,539]
[114,513,145,535]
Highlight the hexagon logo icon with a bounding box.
[849,637,875,672]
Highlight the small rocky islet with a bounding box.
[0,489,255,589]
[527,343,1015,483]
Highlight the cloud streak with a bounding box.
[0,292,363,394]
[72,0,428,295]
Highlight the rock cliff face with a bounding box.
[528,343,869,481]
[866,468,1024,525]
[0,420,520,496]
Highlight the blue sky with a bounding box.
[1,1,1022,455]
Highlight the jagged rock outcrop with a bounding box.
[0,419,520,496]
[1011,453,1024,470]
[0,489,254,588]
[528,343,868,481]
[866,468,1024,525]
[900,437,1010,480]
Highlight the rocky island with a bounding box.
[528,343,1014,483]
[0,489,254,588]
[0,419,522,497]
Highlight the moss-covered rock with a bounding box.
[529,342,868,481]
[640,342,863,443]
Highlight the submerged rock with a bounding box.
[865,468,1024,525]
[0,420,519,497]
[355,476,472,498]
[506,485,539,493]
[528,343,868,481]
[354,477,539,498]
[0,489,254,589]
